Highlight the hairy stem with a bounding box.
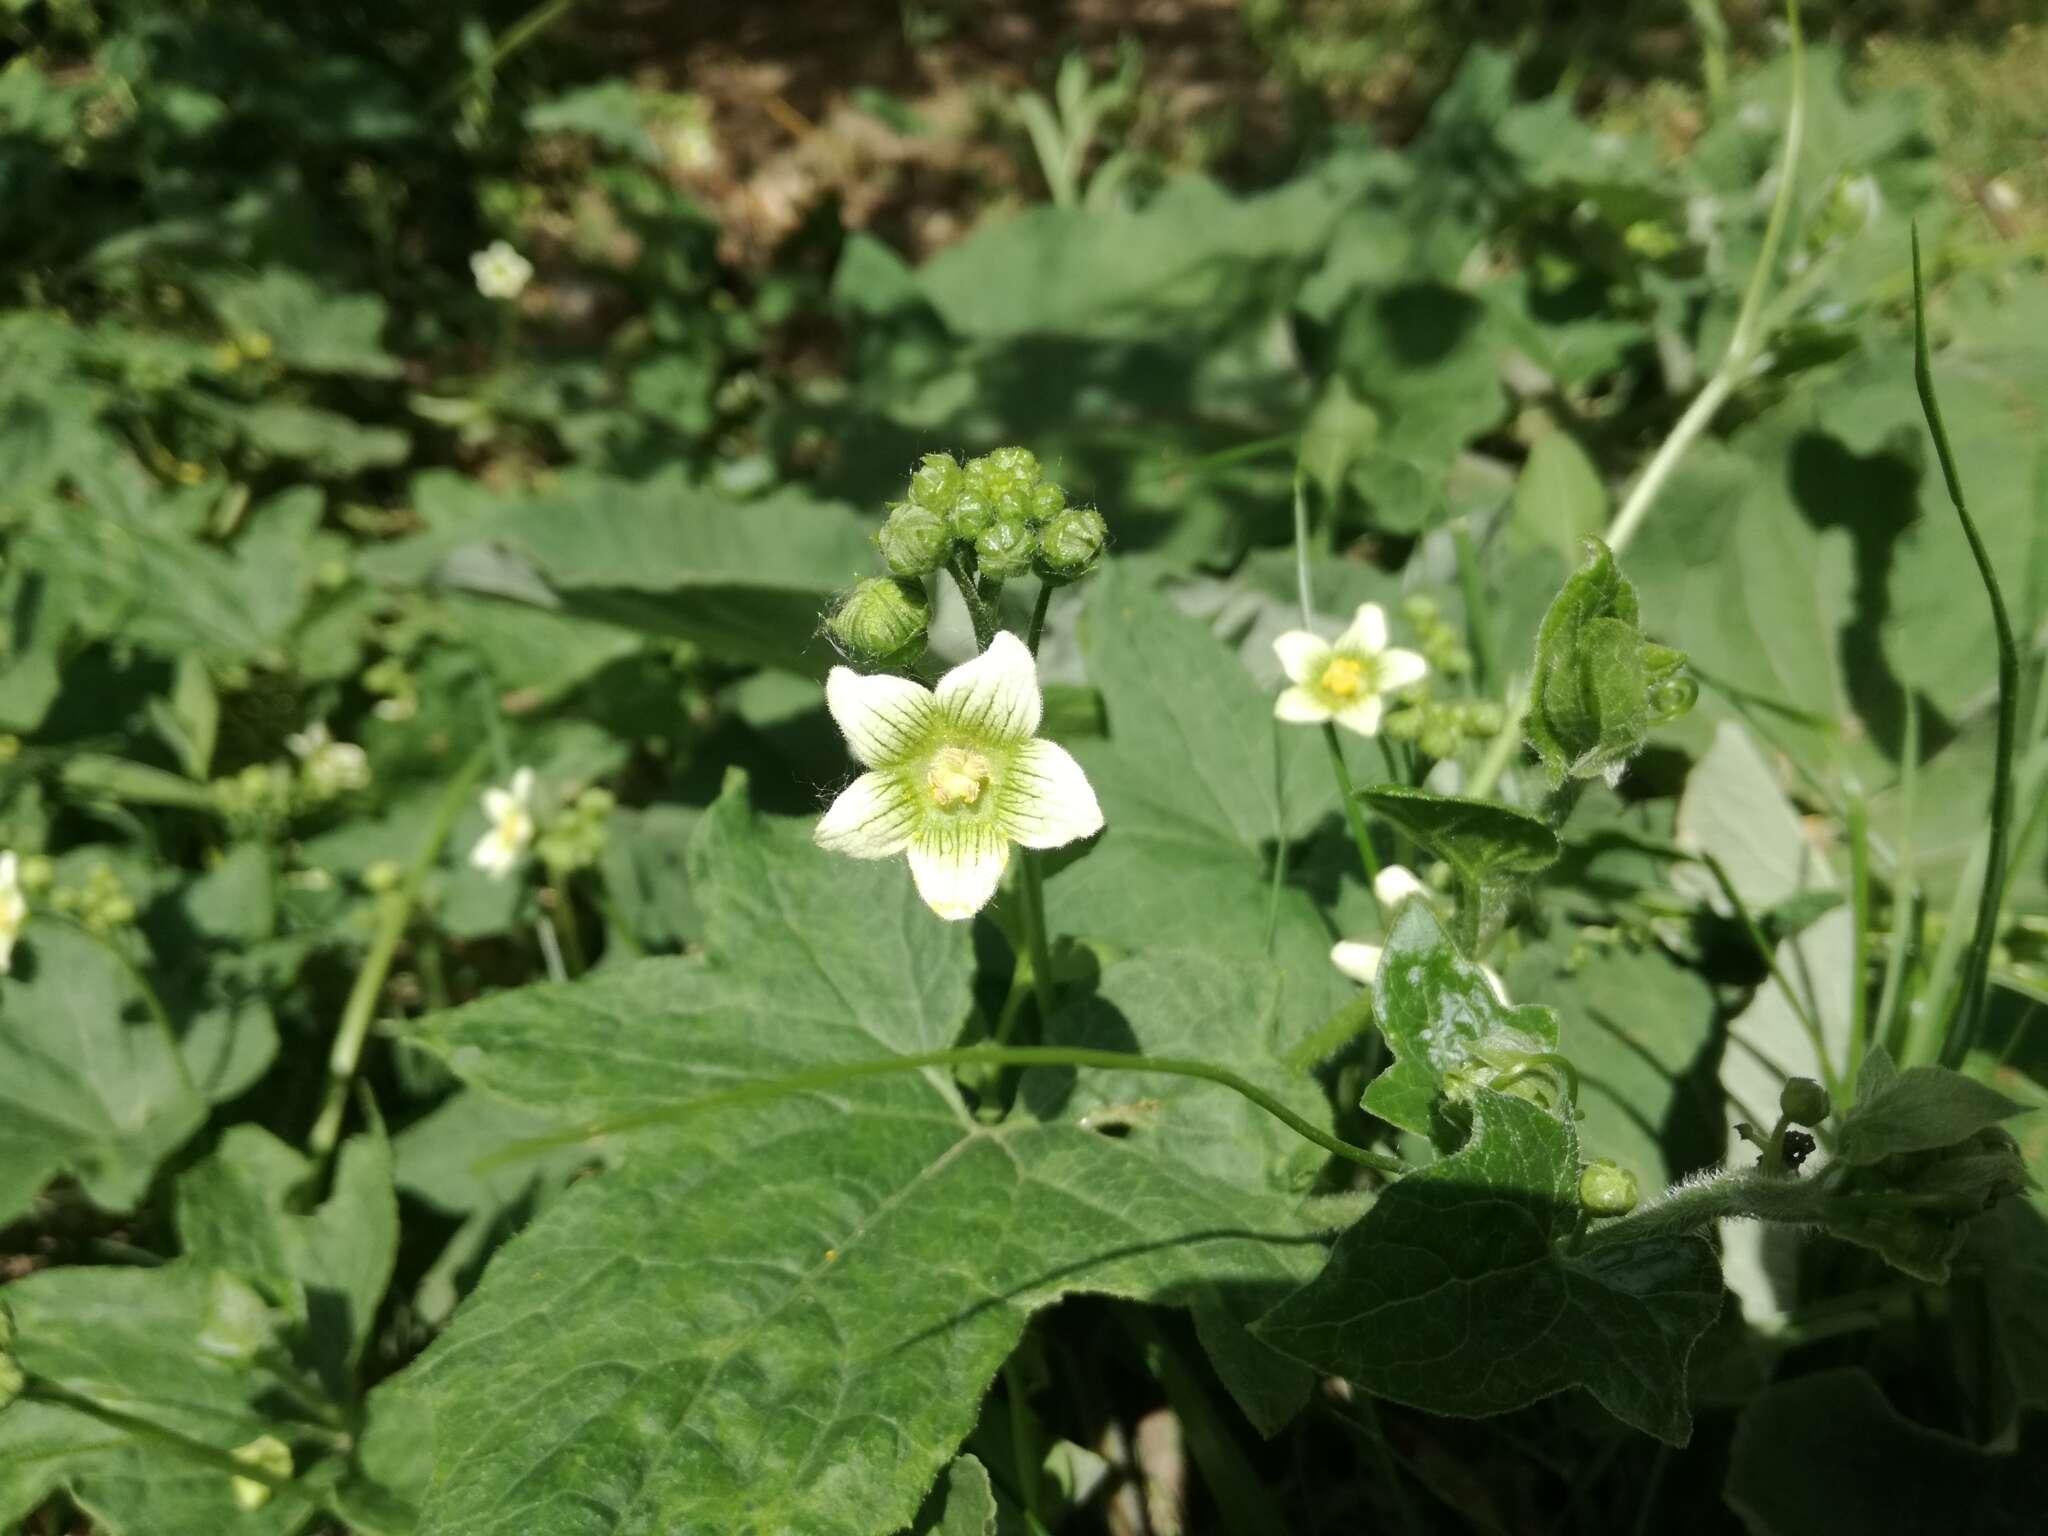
[1324,723,1384,897]
[947,554,997,650]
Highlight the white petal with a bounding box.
[814,772,919,859]
[0,852,16,891]
[469,832,515,876]
[1332,695,1384,738]
[1331,941,1383,986]
[1336,602,1388,657]
[1375,647,1429,693]
[935,631,1040,747]
[482,788,513,820]
[1272,630,1331,687]
[1374,864,1427,908]
[996,740,1103,850]
[1274,685,1332,724]
[509,767,535,804]
[825,667,938,769]
[908,823,1010,921]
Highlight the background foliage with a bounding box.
[2,1,2045,1532]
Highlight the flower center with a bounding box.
[926,746,992,809]
[495,807,532,845]
[1320,656,1368,700]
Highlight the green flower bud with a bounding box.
[1779,1077,1832,1127]
[827,577,932,668]
[1037,506,1108,580]
[230,1435,293,1513]
[947,490,995,542]
[877,502,952,578]
[1029,481,1066,523]
[961,455,995,496]
[1383,704,1426,742]
[986,445,1041,485]
[1400,593,1439,627]
[1420,723,1462,761]
[908,452,964,512]
[1461,700,1506,736]
[973,518,1036,582]
[1579,1159,1639,1216]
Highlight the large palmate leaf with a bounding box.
[1050,563,1353,1053]
[394,784,1327,1536]
[1256,1089,1722,1444]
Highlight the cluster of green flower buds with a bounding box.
[536,786,616,874]
[829,447,1108,667]
[1402,595,1473,680]
[877,449,1105,586]
[1385,697,1506,760]
[48,861,138,932]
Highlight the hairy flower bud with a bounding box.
[986,444,1041,485]
[1029,481,1066,523]
[827,577,931,668]
[947,490,995,542]
[877,502,952,578]
[974,518,1036,582]
[1037,506,1108,580]
[908,452,964,512]
[1779,1076,1832,1127]
[1578,1158,1639,1216]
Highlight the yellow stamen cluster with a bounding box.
[1320,656,1367,700]
[926,746,991,808]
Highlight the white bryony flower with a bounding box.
[1272,602,1428,737]
[286,721,370,797]
[1372,863,1428,910]
[470,239,534,302]
[0,852,26,974]
[470,768,536,880]
[815,630,1103,921]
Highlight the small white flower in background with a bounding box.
[0,852,26,974]
[1272,603,1428,738]
[470,768,536,879]
[815,630,1103,921]
[286,721,370,798]
[470,239,533,302]
[229,1434,292,1513]
[1330,934,1507,1003]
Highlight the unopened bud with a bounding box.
[827,577,932,668]
[908,452,964,512]
[973,519,1035,582]
[947,489,995,542]
[1578,1159,1638,1216]
[985,444,1041,485]
[230,1435,293,1512]
[877,502,952,578]
[1035,505,1108,580]
[1029,481,1066,522]
[1779,1077,1832,1127]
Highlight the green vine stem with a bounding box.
[1913,227,2019,1071]
[947,554,998,651]
[492,1045,1410,1176]
[1605,0,1805,557]
[1025,580,1054,653]
[308,744,491,1158]
[19,1378,311,1509]
[1580,1165,1962,1254]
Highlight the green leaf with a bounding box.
[1525,538,1678,788]
[1512,430,1610,566]
[200,267,401,378]
[1725,1369,2047,1535]
[909,1455,999,1536]
[0,924,208,1224]
[395,784,1324,1535]
[1359,900,1562,1146]
[174,1122,399,1397]
[1052,563,1353,1051]
[1836,1045,2025,1165]
[1357,786,1560,890]
[525,81,659,163]
[1255,1089,1722,1444]
[0,1263,310,1536]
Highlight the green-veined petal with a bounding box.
[826,667,940,769]
[996,739,1103,850]
[908,821,1011,920]
[814,771,921,859]
[934,630,1040,747]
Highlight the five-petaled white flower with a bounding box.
[815,631,1103,920]
[470,768,536,879]
[286,721,370,797]
[0,852,25,974]
[1272,602,1428,737]
[470,240,534,302]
